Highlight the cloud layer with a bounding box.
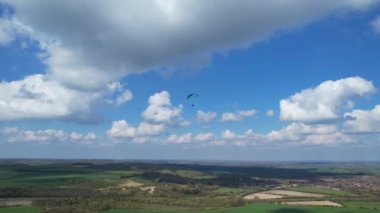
[1,127,97,144]
[5,0,377,84]
[103,76,379,147]
[0,0,378,121]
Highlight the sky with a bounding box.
[0,0,380,161]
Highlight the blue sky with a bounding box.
[1,1,380,161]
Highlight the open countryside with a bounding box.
[0,160,379,212]
[1,1,380,212]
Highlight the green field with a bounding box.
[0,161,379,213]
[0,207,40,213]
[102,203,380,213]
[1,203,380,213]
[0,164,139,188]
[342,202,380,211]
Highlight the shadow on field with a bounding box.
[271,208,310,213]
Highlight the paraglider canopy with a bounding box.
[187,93,199,100]
[187,93,199,106]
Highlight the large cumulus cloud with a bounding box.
[0,0,378,121]
[280,77,375,123]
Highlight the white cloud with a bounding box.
[197,110,217,123]
[1,127,18,134]
[0,74,112,122]
[267,123,337,142]
[166,133,192,144]
[0,19,130,122]
[0,127,97,144]
[242,129,264,141]
[266,110,275,117]
[302,132,354,145]
[5,0,377,86]
[132,136,152,144]
[106,120,137,138]
[106,120,165,139]
[0,18,15,45]
[137,122,166,136]
[221,109,256,122]
[0,1,378,121]
[70,132,83,141]
[69,132,97,142]
[221,129,236,140]
[21,129,66,143]
[0,17,33,45]
[194,132,215,142]
[41,43,119,91]
[344,105,380,133]
[106,82,133,106]
[107,91,185,143]
[239,110,256,117]
[280,77,375,123]
[115,90,133,106]
[221,113,239,121]
[266,122,352,145]
[105,119,357,146]
[83,133,97,141]
[142,91,186,126]
[219,129,264,146]
[370,16,380,34]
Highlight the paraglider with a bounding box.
[187,93,199,107]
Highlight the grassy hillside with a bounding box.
[102,203,380,213]
[0,161,378,213]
